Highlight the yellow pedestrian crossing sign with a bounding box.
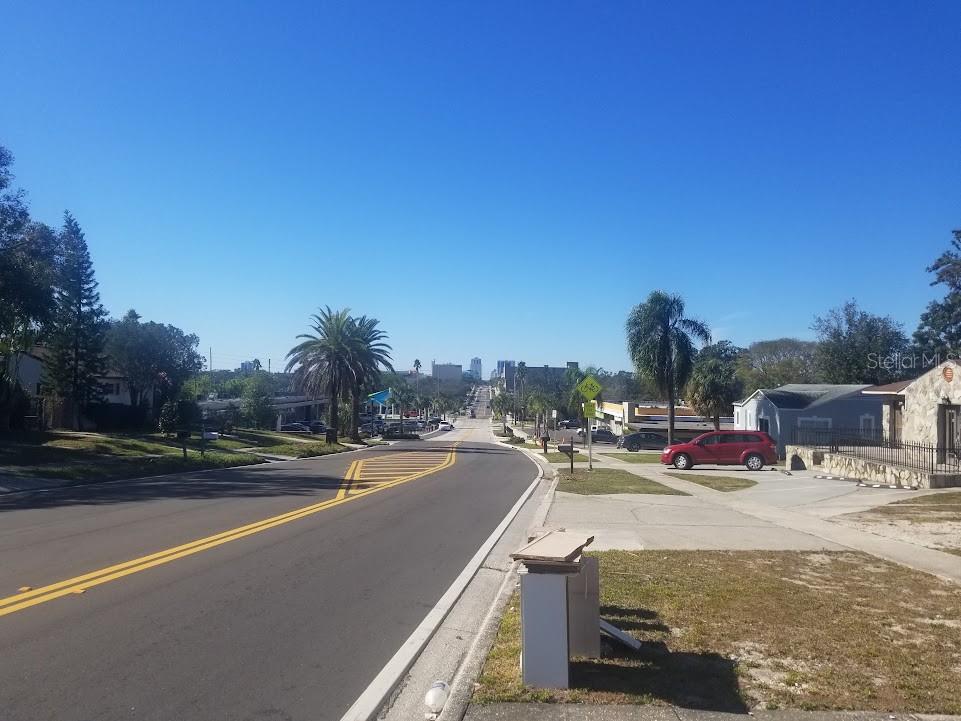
[576,375,602,400]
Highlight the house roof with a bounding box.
[862,380,913,395]
[737,383,871,410]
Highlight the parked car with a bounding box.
[306,420,327,434]
[438,421,454,431]
[558,419,580,429]
[280,422,310,433]
[660,430,778,470]
[617,431,668,451]
[583,428,618,444]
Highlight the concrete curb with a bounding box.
[434,447,559,721]
[338,449,546,721]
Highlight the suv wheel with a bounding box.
[673,453,692,470]
[745,453,764,471]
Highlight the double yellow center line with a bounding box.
[0,445,458,618]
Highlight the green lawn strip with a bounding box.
[601,453,661,464]
[557,468,686,495]
[664,472,757,492]
[474,550,961,713]
[543,451,587,463]
[230,428,318,446]
[0,430,266,482]
[251,441,348,458]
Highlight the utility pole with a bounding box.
[209,347,213,371]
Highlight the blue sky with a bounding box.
[3,1,959,376]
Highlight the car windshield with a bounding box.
[2,6,958,720]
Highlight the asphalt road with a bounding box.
[0,421,536,721]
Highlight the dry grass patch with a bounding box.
[557,469,686,496]
[838,490,961,556]
[664,472,757,492]
[474,550,961,713]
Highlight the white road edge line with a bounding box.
[338,450,544,721]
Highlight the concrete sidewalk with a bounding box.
[542,456,961,583]
[466,704,961,721]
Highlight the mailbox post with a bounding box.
[558,442,574,474]
[510,531,596,689]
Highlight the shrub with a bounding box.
[159,401,179,435]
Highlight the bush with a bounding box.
[158,401,179,435]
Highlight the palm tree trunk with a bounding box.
[327,371,339,443]
[350,385,361,441]
[667,378,676,445]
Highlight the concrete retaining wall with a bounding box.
[784,444,961,489]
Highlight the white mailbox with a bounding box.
[511,531,598,689]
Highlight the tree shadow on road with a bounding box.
[0,443,527,512]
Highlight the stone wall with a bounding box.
[901,360,961,445]
[784,444,961,488]
[784,444,822,471]
[819,453,927,488]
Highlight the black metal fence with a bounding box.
[789,426,961,475]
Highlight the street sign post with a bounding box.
[576,375,601,400]
[576,375,602,471]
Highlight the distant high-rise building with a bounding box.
[495,360,517,388]
[469,357,482,380]
[431,361,463,383]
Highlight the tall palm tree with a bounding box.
[346,315,394,441]
[285,307,357,440]
[626,291,710,444]
[413,358,422,390]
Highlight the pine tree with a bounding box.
[46,211,108,429]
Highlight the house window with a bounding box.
[798,416,831,430]
[860,414,876,433]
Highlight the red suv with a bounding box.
[660,430,777,471]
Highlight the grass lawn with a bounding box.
[544,451,587,463]
[664,472,758,492]
[0,430,264,482]
[250,441,348,458]
[840,490,961,557]
[475,550,961,713]
[557,468,686,495]
[868,490,961,518]
[601,453,661,464]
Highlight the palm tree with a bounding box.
[286,307,356,440]
[686,341,742,430]
[346,315,394,441]
[626,291,710,444]
[491,392,513,434]
[389,382,415,435]
[413,358,422,390]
